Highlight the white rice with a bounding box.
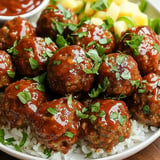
[1,119,158,160]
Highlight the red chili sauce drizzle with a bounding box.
[0,0,43,16]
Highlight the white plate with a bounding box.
[0,0,160,160]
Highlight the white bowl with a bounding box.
[0,0,49,25]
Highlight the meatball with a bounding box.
[98,53,142,96]
[0,50,15,88]
[0,17,35,50]
[31,96,83,153]
[81,99,131,151]
[47,45,95,96]
[73,23,115,54]
[128,73,160,127]
[12,37,57,77]
[118,26,160,75]
[36,5,78,40]
[0,79,47,128]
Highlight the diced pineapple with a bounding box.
[132,13,148,26]
[84,0,96,2]
[114,20,128,37]
[119,1,140,18]
[113,0,128,6]
[58,0,84,12]
[91,17,104,25]
[93,11,107,20]
[84,2,95,16]
[106,2,120,21]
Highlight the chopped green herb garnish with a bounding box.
[149,18,160,34]
[56,34,68,48]
[116,54,127,65]
[57,4,72,19]
[154,43,160,52]
[118,136,124,142]
[87,40,96,48]
[50,0,57,5]
[44,148,52,158]
[0,129,5,144]
[110,112,119,120]
[91,0,111,11]
[82,107,88,113]
[89,115,97,124]
[29,58,39,70]
[99,110,106,117]
[67,94,72,108]
[130,80,140,88]
[76,109,89,119]
[47,107,57,116]
[72,31,88,39]
[52,21,66,34]
[157,80,160,87]
[118,115,127,126]
[65,131,74,138]
[44,37,53,45]
[76,56,83,63]
[32,72,47,84]
[7,70,15,78]
[7,40,18,56]
[85,152,92,158]
[96,44,106,56]
[17,91,32,104]
[15,85,19,90]
[89,76,109,98]
[121,69,131,80]
[24,47,33,52]
[90,102,100,113]
[84,49,102,75]
[99,38,111,45]
[53,60,61,65]
[125,34,143,57]
[143,105,150,114]
[138,88,146,94]
[68,23,78,31]
[36,84,45,92]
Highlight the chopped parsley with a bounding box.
[118,136,124,142]
[57,4,72,20]
[138,88,146,94]
[44,37,53,45]
[44,148,52,158]
[121,69,131,80]
[116,54,127,65]
[15,85,19,90]
[84,49,102,75]
[72,31,88,39]
[98,38,111,45]
[154,43,160,52]
[90,102,100,113]
[67,94,72,108]
[7,70,15,78]
[142,105,150,114]
[17,91,32,104]
[91,0,111,11]
[53,60,61,65]
[47,107,57,116]
[89,76,109,98]
[29,58,39,70]
[125,34,143,57]
[36,84,45,92]
[56,34,68,48]
[24,47,33,52]
[89,115,97,124]
[7,40,18,56]
[65,131,74,138]
[85,152,92,158]
[99,110,106,117]
[52,21,66,34]
[76,109,89,119]
[32,72,47,84]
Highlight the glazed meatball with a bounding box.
[0,79,47,128]
[98,53,142,96]
[128,73,160,127]
[36,5,78,40]
[47,45,95,96]
[31,96,83,153]
[12,37,57,77]
[0,17,35,50]
[118,26,160,76]
[73,23,115,54]
[81,99,131,151]
[0,50,15,88]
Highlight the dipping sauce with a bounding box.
[0,0,43,16]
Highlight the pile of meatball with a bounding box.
[0,4,160,154]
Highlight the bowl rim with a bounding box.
[0,0,49,21]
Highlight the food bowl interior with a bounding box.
[0,0,49,26]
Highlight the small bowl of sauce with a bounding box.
[0,0,49,25]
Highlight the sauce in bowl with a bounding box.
[0,0,43,16]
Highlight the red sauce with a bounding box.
[0,0,43,16]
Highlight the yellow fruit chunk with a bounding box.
[93,11,107,20]
[106,2,120,21]
[91,17,104,25]
[113,0,128,6]
[58,0,84,12]
[133,13,148,26]
[114,20,128,37]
